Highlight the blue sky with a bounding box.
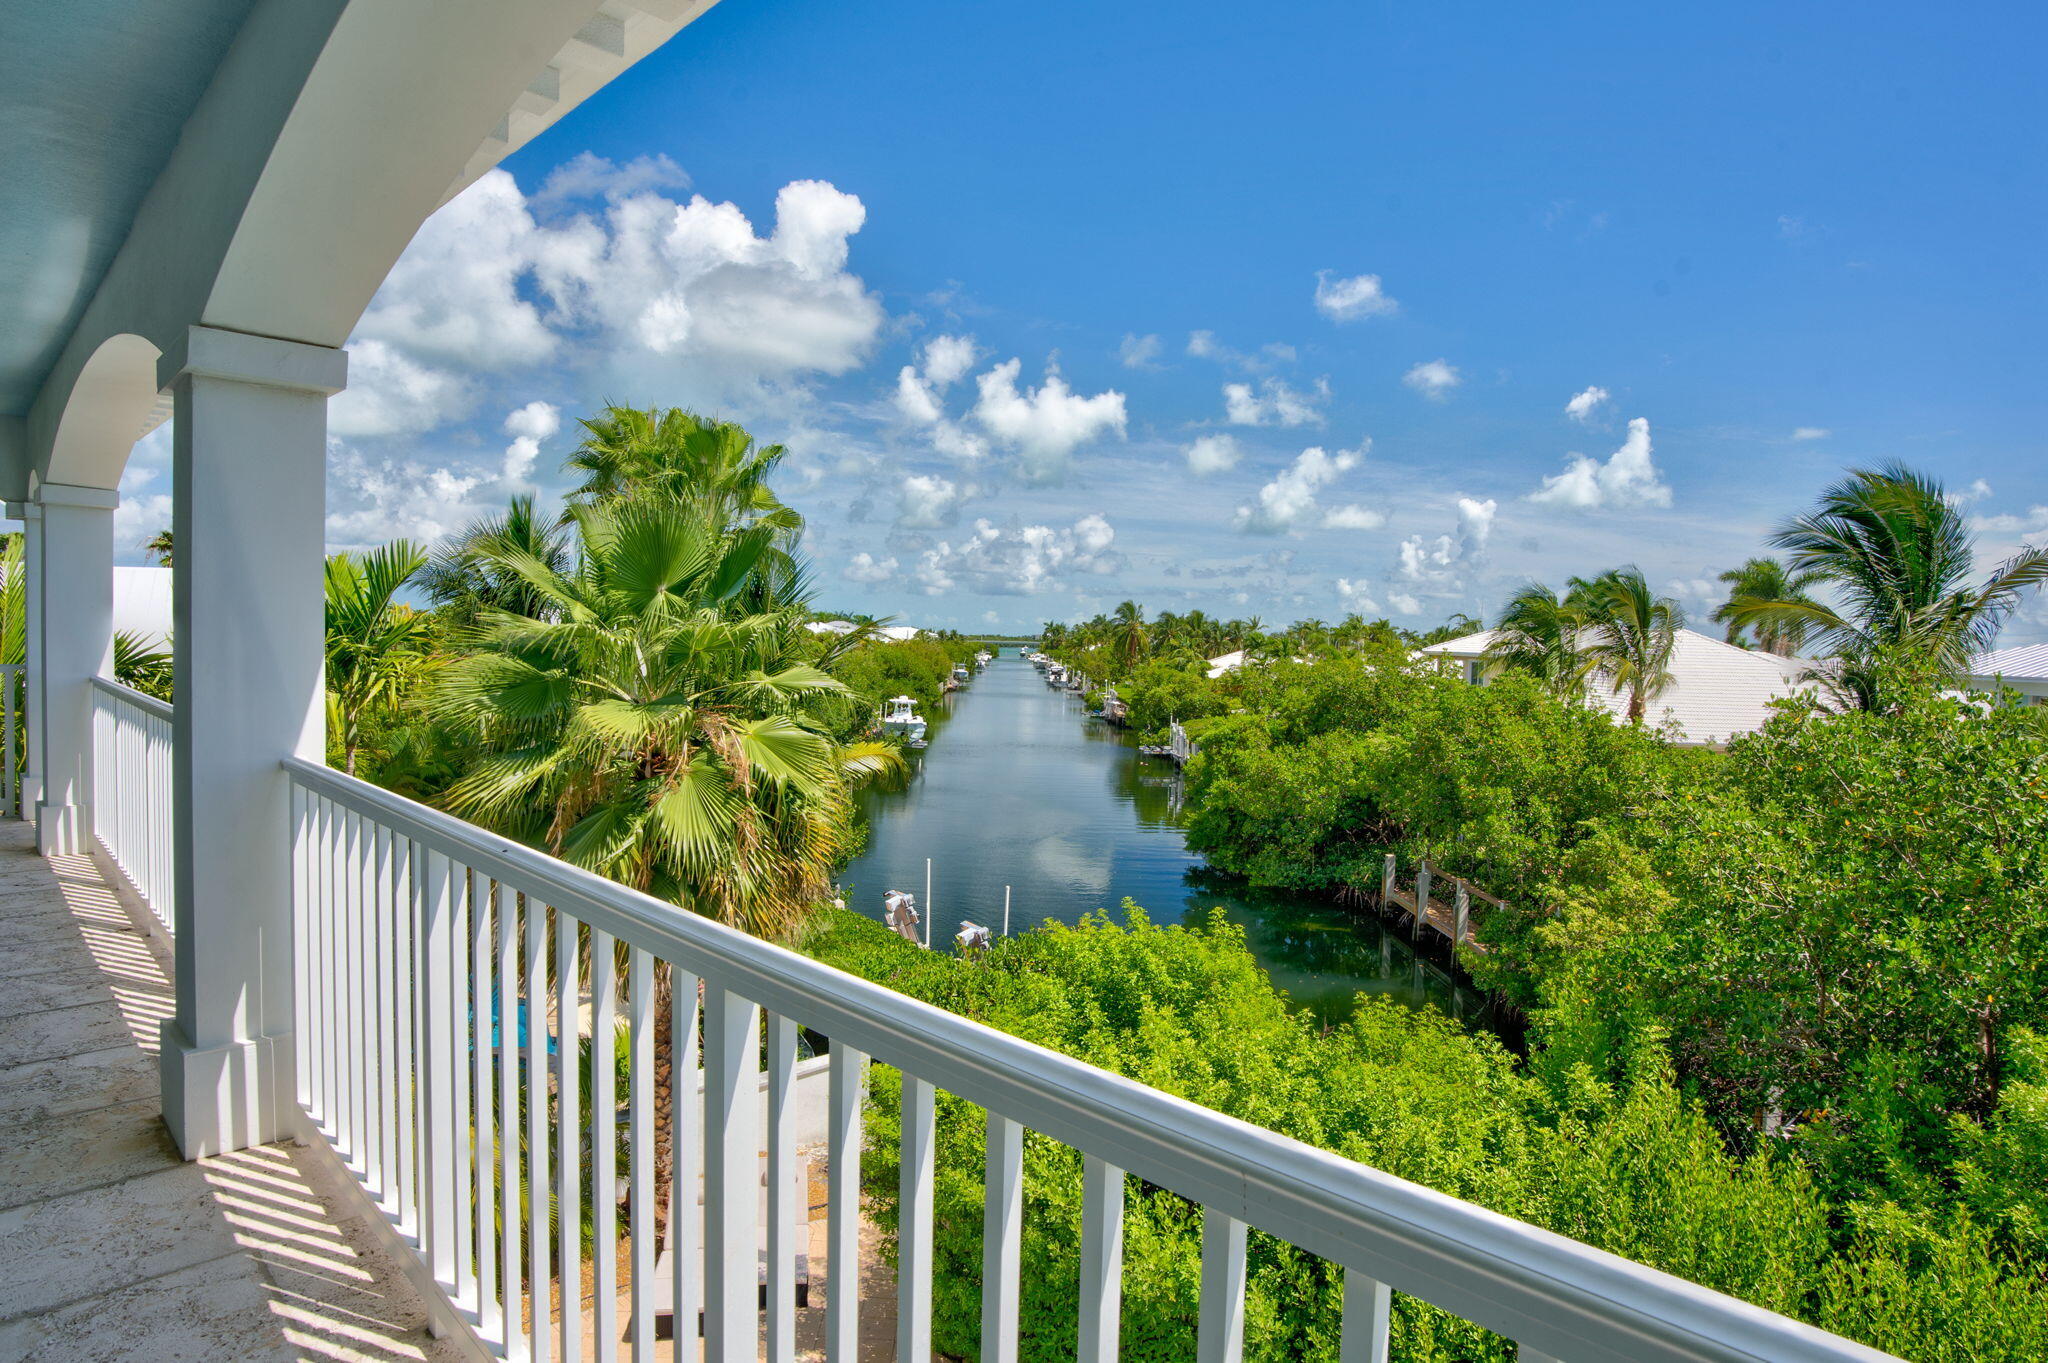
[120,0,2048,637]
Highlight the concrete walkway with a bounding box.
[0,818,467,1363]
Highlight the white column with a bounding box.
[32,483,117,855]
[157,325,345,1159]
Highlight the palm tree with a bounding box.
[1111,600,1147,670]
[566,407,798,529]
[417,494,571,625]
[112,631,173,700]
[1579,567,1683,724]
[1727,464,2048,706]
[143,529,174,567]
[325,541,432,775]
[1484,584,1591,696]
[1711,557,1822,655]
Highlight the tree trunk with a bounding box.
[650,961,675,1256]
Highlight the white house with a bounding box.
[804,619,928,642]
[1418,627,1818,745]
[1966,642,2048,704]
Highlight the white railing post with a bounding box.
[1079,1155,1125,1363]
[1197,1210,1248,1363]
[1342,1270,1392,1363]
[898,1074,936,1362]
[766,1011,800,1363]
[982,1113,1024,1363]
[826,1043,865,1362]
[421,849,460,1291]
[704,988,759,1363]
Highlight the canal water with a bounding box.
[840,653,1496,1028]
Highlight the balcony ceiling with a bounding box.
[0,0,259,416]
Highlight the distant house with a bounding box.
[1417,627,1818,746]
[1205,649,1247,679]
[1966,643,2048,705]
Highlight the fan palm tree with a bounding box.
[1726,463,2048,705]
[325,541,432,775]
[1484,584,1592,696]
[142,528,174,567]
[417,494,571,625]
[112,631,174,701]
[1711,557,1823,655]
[1578,567,1683,724]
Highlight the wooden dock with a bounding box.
[1378,853,1497,954]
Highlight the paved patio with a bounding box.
[0,818,468,1362]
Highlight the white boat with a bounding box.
[952,663,970,681]
[880,695,927,742]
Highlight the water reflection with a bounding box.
[842,656,1501,1030]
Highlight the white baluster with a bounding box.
[472,877,497,1334]
[898,1074,935,1362]
[628,947,656,1356]
[671,967,703,1363]
[421,849,460,1291]
[704,989,760,1363]
[766,1012,799,1363]
[1078,1155,1124,1363]
[393,835,418,1238]
[1340,1269,1391,1363]
[590,930,619,1361]
[555,913,583,1363]
[499,890,521,1350]
[525,901,553,1363]
[982,1113,1023,1363]
[826,1043,866,1362]
[1197,1210,1247,1363]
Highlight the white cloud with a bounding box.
[358,168,886,405]
[1791,426,1830,441]
[1402,359,1461,401]
[910,514,1120,595]
[1314,271,1399,322]
[1187,330,1222,359]
[114,426,173,553]
[1119,333,1163,369]
[1529,417,1671,510]
[1398,496,1496,584]
[970,359,1127,480]
[1336,578,1382,613]
[898,474,963,527]
[1321,504,1386,531]
[1388,591,1423,615]
[1185,433,1242,477]
[533,152,689,207]
[325,442,496,551]
[921,335,978,389]
[893,365,944,425]
[1564,385,1610,423]
[1222,377,1329,427]
[499,400,560,488]
[1948,478,1994,508]
[1234,443,1366,533]
[844,551,898,583]
[330,339,474,438]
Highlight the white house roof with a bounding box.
[1418,627,1814,745]
[805,620,928,643]
[1206,649,1246,679]
[1969,642,2048,683]
[112,565,173,647]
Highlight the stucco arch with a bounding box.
[41,332,163,493]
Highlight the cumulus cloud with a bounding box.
[500,400,561,488]
[1187,330,1223,359]
[1947,478,1994,508]
[891,336,990,461]
[1336,578,1382,613]
[970,359,1127,480]
[1222,377,1329,427]
[533,152,689,208]
[893,365,944,425]
[1791,426,1830,441]
[1564,385,1610,423]
[1119,333,1163,369]
[898,473,963,527]
[1388,591,1423,615]
[330,339,474,438]
[356,168,885,404]
[1398,497,1497,585]
[1529,417,1671,510]
[844,551,898,583]
[1234,443,1367,533]
[910,514,1121,595]
[325,442,496,552]
[1185,433,1242,477]
[1402,359,1461,401]
[1314,271,1399,322]
[1321,505,1386,531]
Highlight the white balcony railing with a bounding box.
[90,676,175,936]
[283,755,1897,1363]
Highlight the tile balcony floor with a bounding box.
[0,818,468,1363]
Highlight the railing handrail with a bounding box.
[282,754,1895,1363]
[91,673,175,723]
